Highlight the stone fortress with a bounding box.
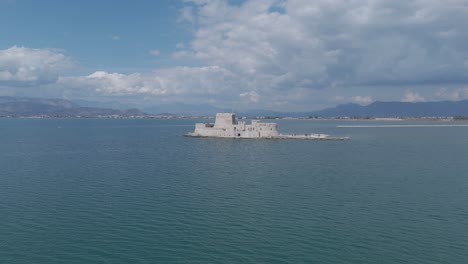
[185,113,350,140]
[191,113,278,138]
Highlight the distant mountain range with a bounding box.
[209,100,468,118]
[0,96,146,117]
[312,100,468,117]
[1,96,468,117]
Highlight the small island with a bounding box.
[185,113,350,140]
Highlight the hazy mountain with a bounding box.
[313,100,468,117]
[0,96,146,117]
[0,96,77,108]
[2,96,468,118]
[141,103,229,115]
[72,99,136,110]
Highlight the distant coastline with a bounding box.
[1,96,468,121]
[1,115,468,122]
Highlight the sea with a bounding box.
[1,118,467,263]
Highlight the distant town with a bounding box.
[2,114,468,122]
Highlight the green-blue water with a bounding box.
[1,118,467,263]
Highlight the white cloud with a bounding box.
[178,6,195,23]
[239,91,260,103]
[181,0,468,93]
[58,66,240,105]
[351,95,373,105]
[187,0,333,88]
[149,49,160,56]
[402,91,426,102]
[111,35,120,40]
[0,46,73,86]
[3,0,468,111]
[435,87,468,101]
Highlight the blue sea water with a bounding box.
[0,118,467,263]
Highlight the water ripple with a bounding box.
[1,119,467,263]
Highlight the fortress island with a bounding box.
[185,113,350,140]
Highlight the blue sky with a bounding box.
[0,0,191,71]
[1,0,468,112]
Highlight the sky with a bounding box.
[1,0,468,112]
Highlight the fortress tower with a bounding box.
[214,113,237,128]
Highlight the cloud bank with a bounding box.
[0,46,72,86]
[402,90,426,102]
[1,0,468,110]
[57,66,238,105]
